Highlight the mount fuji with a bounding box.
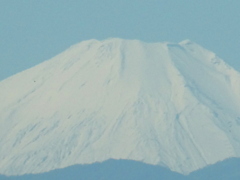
[0,38,240,176]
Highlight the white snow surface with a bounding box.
[0,38,240,175]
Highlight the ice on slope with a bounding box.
[0,38,240,175]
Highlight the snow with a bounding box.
[0,38,240,175]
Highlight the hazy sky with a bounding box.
[1,0,240,81]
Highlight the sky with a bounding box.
[1,0,240,81]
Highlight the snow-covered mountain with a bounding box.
[0,38,240,176]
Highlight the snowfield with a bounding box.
[0,38,240,175]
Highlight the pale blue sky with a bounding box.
[1,0,240,81]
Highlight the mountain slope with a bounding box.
[0,38,240,175]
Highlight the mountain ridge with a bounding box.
[1,158,240,180]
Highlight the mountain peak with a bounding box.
[179,39,193,45]
[0,39,240,176]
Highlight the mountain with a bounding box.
[1,158,240,180]
[0,38,240,176]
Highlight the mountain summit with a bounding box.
[0,39,240,175]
